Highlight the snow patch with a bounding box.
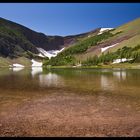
[31,59,42,67]
[101,43,119,53]
[9,63,24,72]
[37,48,54,59]
[113,58,132,64]
[38,53,45,58]
[13,63,25,68]
[98,28,113,35]
[37,47,65,59]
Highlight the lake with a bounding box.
[0,67,140,136]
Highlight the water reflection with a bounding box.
[101,75,115,91]
[9,67,24,72]
[31,67,43,77]
[113,70,126,80]
[100,70,127,91]
[0,68,139,98]
[39,72,64,87]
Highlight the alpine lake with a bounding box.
[0,67,140,136]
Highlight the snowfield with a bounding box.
[37,47,64,59]
[31,59,42,67]
[98,28,113,35]
[113,58,133,64]
[9,63,25,72]
[12,63,25,67]
[101,43,119,53]
[38,53,45,58]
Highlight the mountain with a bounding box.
[1,17,140,67]
[44,17,140,66]
[0,17,103,67]
[0,17,102,59]
[77,18,140,61]
[0,17,63,58]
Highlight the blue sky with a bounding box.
[0,3,140,36]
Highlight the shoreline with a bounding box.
[0,63,140,70]
[44,63,140,70]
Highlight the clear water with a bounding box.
[0,67,140,136]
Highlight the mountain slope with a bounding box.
[0,17,102,67]
[44,18,140,66]
[1,17,140,67]
[0,17,101,59]
[0,17,65,58]
[75,18,140,62]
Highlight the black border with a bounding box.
[0,1,140,139]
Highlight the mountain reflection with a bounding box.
[113,70,126,80]
[101,74,115,91]
[31,67,43,77]
[39,72,63,87]
[10,67,24,72]
[100,70,127,92]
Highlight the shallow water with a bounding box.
[0,67,140,136]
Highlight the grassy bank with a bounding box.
[43,63,140,69]
[0,57,32,67]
